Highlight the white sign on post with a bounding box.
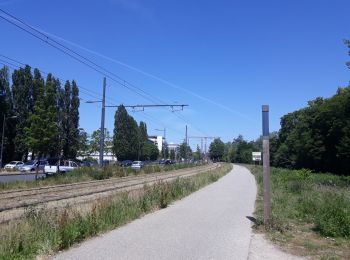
[252,152,262,161]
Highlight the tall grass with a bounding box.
[0,163,232,260]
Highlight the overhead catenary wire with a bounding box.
[0,57,187,138]
[0,54,120,105]
[0,9,210,139]
[0,9,168,107]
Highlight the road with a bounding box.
[53,165,258,260]
[0,172,46,183]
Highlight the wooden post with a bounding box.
[262,105,271,226]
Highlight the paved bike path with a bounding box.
[53,165,257,260]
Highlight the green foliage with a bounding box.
[0,66,15,164]
[113,105,139,161]
[1,65,81,162]
[250,166,350,239]
[179,142,192,160]
[142,141,159,161]
[89,128,113,155]
[315,194,350,238]
[61,80,80,158]
[274,86,350,175]
[77,129,89,157]
[25,72,60,158]
[209,138,225,161]
[12,65,33,160]
[192,145,202,161]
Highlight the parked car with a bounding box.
[4,161,24,170]
[80,161,94,167]
[45,160,79,175]
[18,160,48,172]
[120,160,133,167]
[131,161,144,170]
[164,159,176,165]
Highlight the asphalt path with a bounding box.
[53,165,257,260]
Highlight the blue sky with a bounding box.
[0,0,349,148]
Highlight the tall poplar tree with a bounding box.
[12,65,33,160]
[62,80,71,157]
[0,66,15,163]
[69,80,80,157]
[46,75,61,157]
[113,105,139,160]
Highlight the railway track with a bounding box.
[0,163,221,223]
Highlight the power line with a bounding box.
[0,10,175,107]
[0,9,210,138]
[0,9,170,107]
[0,54,119,105]
[0,58,186,136]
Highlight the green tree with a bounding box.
[68,80,80,157]
[113,105,139,161]
[89,128,113,155]
[138,121,148,160]
[227,146,235,163]
[0,66,15,163]
[61,80,71,157]
[209,138,225,161]
[25,69,49,157]
[179,142,192,160]
[142,141,159,160]
[12,65,33,160]
[77,129,89,157]
[230,135,254,163]
[192,145,202,160]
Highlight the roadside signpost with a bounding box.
[262,105,271,226]
[252,152,262,164]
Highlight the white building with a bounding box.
[148,135,164,152]
[167,142,179,152]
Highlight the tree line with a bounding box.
[209,86,350,175]
[0,65,80,163]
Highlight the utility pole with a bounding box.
[0,114,5,168]
[185,125,188,161]
[99,77,106,167]
[262,105,271,225]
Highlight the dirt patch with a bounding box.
[249,233,306,260]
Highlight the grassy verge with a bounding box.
[0,162,206,191]
[249,165,350,259]
[0,163,232,259]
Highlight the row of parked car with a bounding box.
[4,158,181,174]
[4,159,83,174]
